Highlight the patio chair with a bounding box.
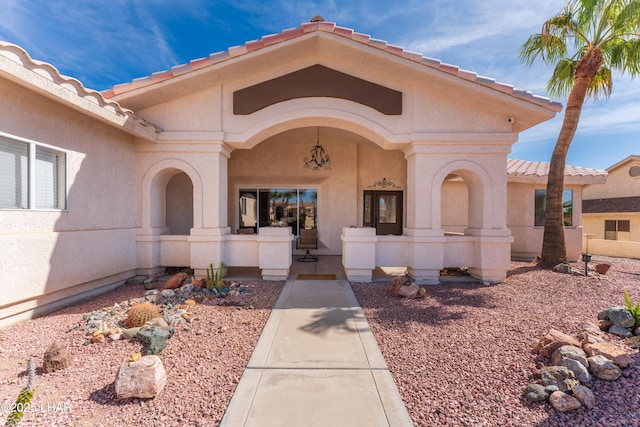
[296,228,319,262]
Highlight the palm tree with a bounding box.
[520,0,640,267]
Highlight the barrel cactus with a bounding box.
[124,302,162,328]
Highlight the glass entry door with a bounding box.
[363,190,403,235]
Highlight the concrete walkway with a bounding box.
[220,275,413,426]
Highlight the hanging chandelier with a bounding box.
[304,127,331,170]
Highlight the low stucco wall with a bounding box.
[583,237,640,260]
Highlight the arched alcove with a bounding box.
[441,174,469,234]
[166,172,194,234]
[432,160,492,232]
[141,159,203,231]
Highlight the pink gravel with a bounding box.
[2,258,640,426]
[0,280,283,426]
[353,257,640,427]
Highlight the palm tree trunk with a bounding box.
[539,50,603,268]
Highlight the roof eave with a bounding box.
[0,41,158,142]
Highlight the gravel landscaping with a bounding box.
[1,257,639,427]
[0,280,283,426]
[353,257,640,427]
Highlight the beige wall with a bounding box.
[583,158,640,199]
[583,213,640,241]
[507,182,584,261]
[0,79,139,327]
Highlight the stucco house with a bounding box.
[583,155,640,258]
[0,18,605,327]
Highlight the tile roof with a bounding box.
[507,158,607,178]
[583,196,640,213]
[102,20,562,113]
[0,40,159,135]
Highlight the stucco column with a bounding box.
[189,143,232,274]
[341,227,377,281]
[258,227,293,280]
[403,144,444,284]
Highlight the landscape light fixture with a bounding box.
[582,253,592,276]
[304,127,331,170]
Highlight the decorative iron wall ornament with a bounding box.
[304,127,331,170]
[370,177,399,189]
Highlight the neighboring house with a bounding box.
[0,17,603,327]
[582,155,640,259]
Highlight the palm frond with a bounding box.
[520,33,569,66]
[547,59,577,97]
[586,65,613,98]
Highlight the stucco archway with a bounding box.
[141,159,203,231]
[432,160,495,232]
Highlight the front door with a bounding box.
[363,191,403,235]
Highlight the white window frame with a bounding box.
[0,131,68,211]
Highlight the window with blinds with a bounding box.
[0,133,66,210]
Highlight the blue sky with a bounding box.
[0,0,637,170]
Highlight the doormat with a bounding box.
[296,274,337,280]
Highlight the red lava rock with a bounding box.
[163,272,188,290]
[595,263,611,275]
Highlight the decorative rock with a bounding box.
[584,342,634,368]
[594,319,614,331]
[577,331,605,345]
[608,324,633,338]
[184,299,197,306]
[161,289,176,298]
[145,318,169,328]
[110,333,122,341]
[136,326,175,355]
[115,355,167,399]
[544,385,559,393]
[625,335,640,349]
[594,263,611,275]
[398,283,420,299]
[177,283,195,295]
[523,384,548,402]
[540,366,579,392]
[532,329,583,358]
[43,340,73,373]
[122,327,141,339]
[552,263,572,274]
[549,391,582,412]
[192,277,205,289]
[417,287,427,298]
[145,289,159,296]
[550,345,588,368]
[145,293,160,303]
[571,385,596,409]
[562,357,592,383]
[581,322,604,336]
[598,306,635,329]
[588,355,622,381]
[635,327,640,336]
[143,281,156,291]
[163,272,188,290]
[390,276,411,296]
[90,334,105,344]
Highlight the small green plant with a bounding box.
[5,358,35,427]
[623,290,640,327]
[206,261,226,290]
